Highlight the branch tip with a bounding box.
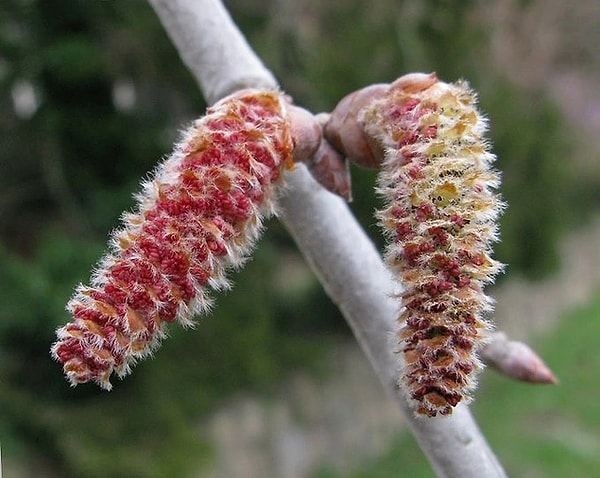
[483,332,559,385]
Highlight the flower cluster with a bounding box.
[51,90,293,389]
[364,73,504,416]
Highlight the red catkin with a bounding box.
[51,90,294,389]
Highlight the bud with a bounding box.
[482,332,558,385]
[324,83,389,169]
[51,90,293,389]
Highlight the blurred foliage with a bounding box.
[484,82,572,277]
[0,0,597,476]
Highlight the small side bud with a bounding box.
[308,137,352,201]
[324,83,390,169]
[288,104,322,163]
[289,110,352,200]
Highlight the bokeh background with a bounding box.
[1,0,599,476]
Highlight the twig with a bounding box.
[147,0,507,476]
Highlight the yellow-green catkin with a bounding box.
[366,73,504,416]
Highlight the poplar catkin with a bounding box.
[366,74,504,416]
[51,90,294,389]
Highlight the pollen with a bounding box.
[432,182,460,207]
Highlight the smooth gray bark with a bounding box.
[148,0,507,476]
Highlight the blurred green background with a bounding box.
[1,0,599,476]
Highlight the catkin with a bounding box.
[51,90,293,389]
[365,74,504,416]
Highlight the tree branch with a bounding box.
[148,0,277,104]
[147,0,507,476]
